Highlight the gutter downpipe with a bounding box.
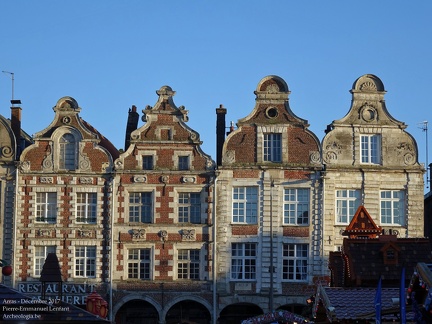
[12,167,18,287]
[212,174,218,324]
[109,177,115,322]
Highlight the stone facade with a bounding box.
[215,76,324,320]
[321,74,424,263]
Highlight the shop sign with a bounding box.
[17,282,96,305]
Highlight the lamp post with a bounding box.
[0,259,12,277]
[269,180,275,312]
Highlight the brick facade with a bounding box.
[0,74,425,324]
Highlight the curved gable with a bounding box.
[20,97,115,173]
[222,75,321,167]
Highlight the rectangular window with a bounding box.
[380,190,405,225]
[336,189,361,224]
[36,192,57,223]
[75,246,96,278]
[178,192,201,223]
[76,192,97,223]
[59,133,76,170]
[177,249,200,280]
[361,134,381,164]
[283,244,308,281]
[128,249,151,280]
[34,246,56,277]
[178,156,189,170]
[231,243,256,280]
[142,155,154,170]
[283,189,309,225]
[264,133,282,162]
[232,187,258,224]
[129,192,153,223]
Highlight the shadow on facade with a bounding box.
[218,303,263,324]
[115,299,211,324]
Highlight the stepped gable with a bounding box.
[19,96,115,173]
[221,75,321,166]
[115,85,215,171]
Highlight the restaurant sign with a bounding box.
[17,282,96,305]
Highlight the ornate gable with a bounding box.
[342,205,382,238]
[115,86,215,171]
[20,97,115,173]
[222,75,321,166]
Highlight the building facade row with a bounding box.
[0,74,425,324]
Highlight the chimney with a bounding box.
[10,102,22,159]
[124,105,139,151]
[216,104,227,166]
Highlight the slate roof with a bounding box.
[0,284,109,323]
[342,237,432,286]
[315,286,414,322]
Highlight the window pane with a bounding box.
[129,192,152,223]
[282,244,308,281]
[380,190,405,225]
[284,189,309,225]
[231,243,257,280]
[232,187,258,224]
[264,133,282,162]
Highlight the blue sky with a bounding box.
[1,1,431,188]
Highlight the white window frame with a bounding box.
[76,192,97,224]
[34,246,56,277]
[128,248,152,280]
[380,190,406,226]
[283,188,309,225]
[263,133,282,162]
[282,243,308,282]
[177,249,201,280]
[36,192,57,223]
[178,192,201,224]
[335,189,361,224]
[129,192,153,223]
[231,243,257,281]
[232,187,258,224]
[75,246,96,278]
[360,134,381,164]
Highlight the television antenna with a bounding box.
[2,71,14,100]
[418,121,429,189]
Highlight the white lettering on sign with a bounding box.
[17,283,96,305]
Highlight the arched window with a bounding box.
[59,133,76,170]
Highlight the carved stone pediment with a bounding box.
[130,228,146,240]
[181,176,196,184]
[40,177,54,184]
[78,229,93,238]
[37,229,52,237]
[181,229,196,241]
[133,175,147,183]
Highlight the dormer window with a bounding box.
[59,133,76,170]
[381,242,400,265]
[264,133,282,162]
